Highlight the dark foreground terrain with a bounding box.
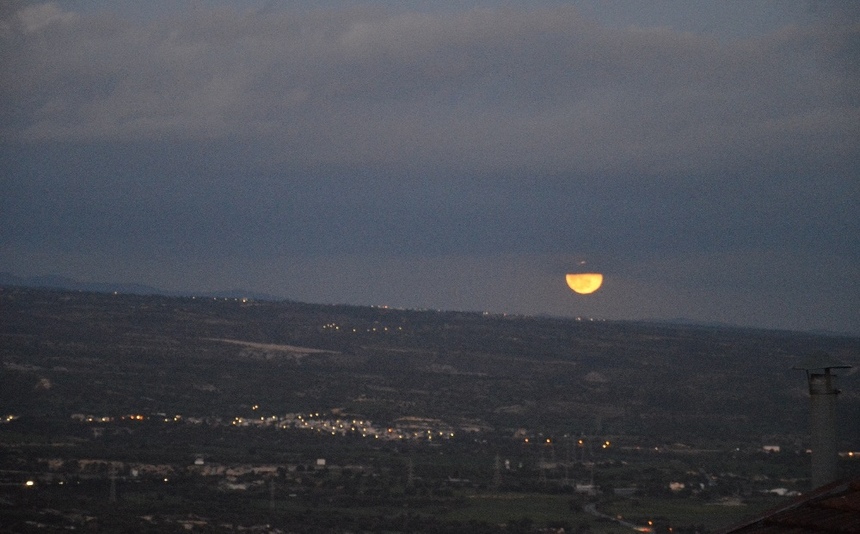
[2,286,858,532]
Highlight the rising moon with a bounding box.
[566,273,603,294]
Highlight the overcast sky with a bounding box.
[1,1,858,333]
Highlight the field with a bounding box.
[2,286,858,532]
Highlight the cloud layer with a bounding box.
[2,2,858,332]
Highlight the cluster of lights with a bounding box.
[71,413,180,423]
[634,520,655,532]
[321,323,404,333]
[524,437,611,449]
[232,415,279,426]
[289,413,379,437]
[186,296,251,303]
[284,413,454,441]
[75,414,147,422]
[69,408,457,443]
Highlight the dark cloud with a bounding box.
[1,2,857,333]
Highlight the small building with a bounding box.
[762,488,800,497]
[575,483,599,496]
[614,487,638,497]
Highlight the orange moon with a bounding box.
[566,273,603,294]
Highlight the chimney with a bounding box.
[793,352,851,489]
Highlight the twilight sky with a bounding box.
[1,1,858,333]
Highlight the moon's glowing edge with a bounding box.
[566,273,603,294]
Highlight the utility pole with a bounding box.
[269,477,275,510]
[492,454,502,490]
[109,463,117,503]
[406,457,415,489]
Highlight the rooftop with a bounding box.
[721,476,860,533]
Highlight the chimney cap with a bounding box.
[792,351,852,371]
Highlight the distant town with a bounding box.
[2,286,858,532]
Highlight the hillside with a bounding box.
[2,285,859,532]
[3,285,857,444]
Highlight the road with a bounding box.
[583,502,651,532]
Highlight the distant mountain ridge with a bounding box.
[0,272,853,337]
[0,272,284,302]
